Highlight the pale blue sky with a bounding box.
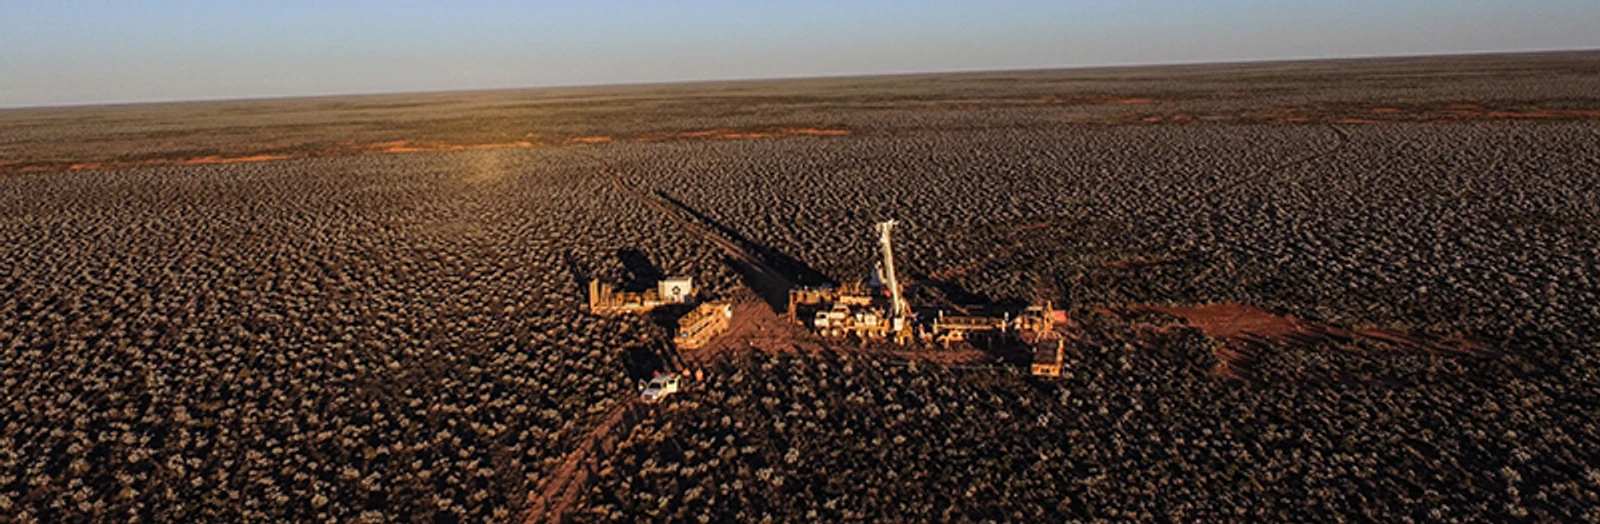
[2,1,1596,108]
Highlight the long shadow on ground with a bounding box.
[655,192,832,288]
[653,191,831,312]
[617,248,666,291]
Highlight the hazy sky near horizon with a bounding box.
[2,1,1597,108]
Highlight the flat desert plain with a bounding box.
[2,51,1599,521]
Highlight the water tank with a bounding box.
[659,276,693,303]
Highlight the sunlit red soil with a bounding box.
[1125,303,1489,380]
[360,140,539,153]
[566,136,613,144]
[178,154,292,165]
[1154,303,1306,340]
[522,400,644,524]
[637,127,851,141]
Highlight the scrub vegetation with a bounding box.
[2,51,1598,521]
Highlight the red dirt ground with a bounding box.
[681,301,816,362]
[1153,303,1305,340]
[522,399,647,524]
[638,127,850,141]
[178,154,292,165]
[567,136,613,144]
[1131,303,1490,380]
[364,140,539,153]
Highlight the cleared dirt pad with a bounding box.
[1141,303,1491,381]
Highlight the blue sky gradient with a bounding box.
[2,1,1596,107]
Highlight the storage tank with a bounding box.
[658,276,694,303]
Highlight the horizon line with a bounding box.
[6,47,1596,111]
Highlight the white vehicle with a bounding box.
[640,374,682,403]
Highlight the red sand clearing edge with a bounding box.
[1132,302,1490,380]
[178,154,292,165]
[1153,303,1307,340]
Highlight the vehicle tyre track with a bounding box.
[522,150,798,524]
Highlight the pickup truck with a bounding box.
[640,373,682,403]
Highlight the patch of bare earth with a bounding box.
[681,301,815,363]
[636,127,850,141]
[566,136,613,144]
[178,154,293,165]
[359,140,540,154]
[1125,303,1489,381]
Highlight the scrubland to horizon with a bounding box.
[2,51,1599,521]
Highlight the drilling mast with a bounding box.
[876,220,907,329]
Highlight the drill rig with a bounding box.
[788,219,1070,375]
[788,220,915,344]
